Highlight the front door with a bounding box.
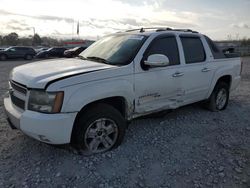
[134,36,184,114]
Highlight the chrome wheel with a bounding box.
[216,88,227,110]
[26,55,32,60]
[84,118,118,153]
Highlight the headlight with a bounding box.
[9,70,13,80]
[28,90,64,113]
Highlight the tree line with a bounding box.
[0,32,62,47]
[1,32,250,47]
[241,38,250,46]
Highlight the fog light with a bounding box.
[4,91,9,98]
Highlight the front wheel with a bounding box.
[72,104,126,155]
[206,82,229,111]
[25,54,33,60]
[0,54,7,61]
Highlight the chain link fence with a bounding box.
[235,46,250,56]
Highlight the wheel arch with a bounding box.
[207,74,232,98]
[0,53,8,59]
[216,75,232,88]
[78,96,128,118]
[70,96,130,143]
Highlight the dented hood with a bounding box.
[11,58,115,89]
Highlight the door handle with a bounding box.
[201,68,211,72]
[172,72,184,77]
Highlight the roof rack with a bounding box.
[125,27,198,33]
[125,27,173,32]
[173,29,199,33]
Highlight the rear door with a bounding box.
[54,48,65,57]
[178,35,215,104]
[18,47,28,57]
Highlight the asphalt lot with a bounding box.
[0,57,250,188]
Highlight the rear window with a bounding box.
[204,36,225,59]
[18,47,28,51]
[180,37,206,64]
[18,47,34,52]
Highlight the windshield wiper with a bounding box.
[86,56,110,64]
[77,55,88,60]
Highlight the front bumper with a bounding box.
[4,96,77,144]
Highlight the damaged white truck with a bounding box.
[4,28,241,154]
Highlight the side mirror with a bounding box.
[144,54,170,68]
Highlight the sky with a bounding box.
[0,0,249,40]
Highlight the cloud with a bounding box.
[231,23,250,29]
[0,18,31,33]
[0,0,249,40]
[113,0,163,6]
[81,17,196,32]
[35,15,74,23]
[0,9,74,24]
[7,25,29,31]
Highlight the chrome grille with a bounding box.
[10,81,27,95]
[10,92,25,109]
[9,81,27,110]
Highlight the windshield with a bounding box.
[4,47,12,51]
[79,34,146,65]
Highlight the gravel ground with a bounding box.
[0,58,250,188]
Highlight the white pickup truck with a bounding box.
[4,28,241,154]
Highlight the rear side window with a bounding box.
[18,47,30,51]
[180,37,206,64]
[57,48,66,52]
[204,36,225,59]
[146,36,180,66]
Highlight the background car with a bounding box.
[35,47,49,53]
[0,46,36,61]
[64,46,87,58]
[36,47,67,58]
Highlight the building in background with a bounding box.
[216,41,250,56]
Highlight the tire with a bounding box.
[206,82,230,112]
[72,103,126,155]
[25,54,33,60]
[0,54,7,61]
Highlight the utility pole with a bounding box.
[77,21,79,36]
[32,27,35,36]
[72,20,74,40]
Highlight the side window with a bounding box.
[146,37,180,66]
[9,48,16,52]
[19,47,27,51]
[16,47,23,51]
[180,37,206,64]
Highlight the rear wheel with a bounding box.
[206,82,229,111]
[0,54,7,61]
[72,103,126,155]
[25,54,33,60]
